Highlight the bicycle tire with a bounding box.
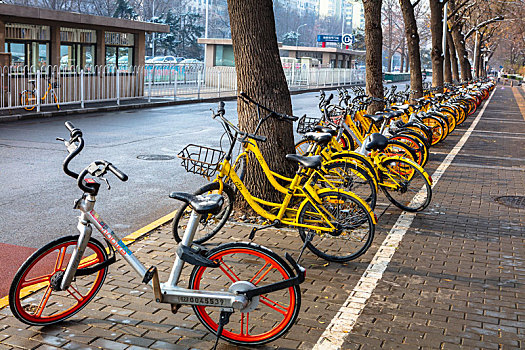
[172,182,235,244]
[390,133,428,167]
[380,157,432,212]
[421,115,446,145]
[295,139,316,155]
[20,90,36,111]
[189,242,301,346]
[383,140,418,163]
[9,236,108,326]
[297,190,375,262]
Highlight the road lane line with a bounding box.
[313,88,496,350]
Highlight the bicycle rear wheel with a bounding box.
[20,90,36,111]
[9,236,108,326]
[380,158,432,212]
[297,190,375,262]
[172,182,235,244]
[189,242,301,346]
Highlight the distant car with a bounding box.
[180,59,202,64]
[147,56,181,64]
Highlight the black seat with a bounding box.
[362,114,384,123]
[169,193,224,215]
[285,154,322,169]
[304,132,332,145]
[365,133,389,151]
[313,125,337,136]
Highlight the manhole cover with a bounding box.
[137,154,175,161]
[494,196,525,209]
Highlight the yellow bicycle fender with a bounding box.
[382,155,433,185]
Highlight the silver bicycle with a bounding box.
[9,122,305,347]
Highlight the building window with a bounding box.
[5,42,25,67]
[5,24,50,69]
[214,45,235,67]
[105,32,134,69]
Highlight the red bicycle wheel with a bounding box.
[9,236,108,326]
[189,242,301,346]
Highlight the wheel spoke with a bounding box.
[21,274,53,288]
[251,263,274,286]
[35,286,53,317]
[54,247,67,271]
[240,312,250,336]
[259,295,289,316]
[218,258,240,282]
[67,285,85,303]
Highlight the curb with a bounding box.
[0,209,177,310]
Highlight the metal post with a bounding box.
[291,64,295,87]
[80,69,85,109]
[473,31,479,78]
[217,70,221,98]
[173,70,177,100]
[197,69,201,99]
[116,69,120,105]
[36,70,41,113]
[148,70,152,103]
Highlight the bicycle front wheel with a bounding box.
[172,182,235,244]
[9,236,108,326]
[20,90,36,111]
[189,242,301,346]
[297,190,375,262]
[380,157,432,212]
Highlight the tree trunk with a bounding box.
[363,0,384,113]
[474,32,482,78]
[429,0,444,91]
[450,24,471,81]
[447,29,459,82]
[399,0,423,100]
[227,0,296,207]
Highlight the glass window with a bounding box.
[214,45,235,67]
[105,46,117,68]
[81,45,95,71]
[60,44,76,69]
[118,47,133,70]
[30,42,49,69]
[7,43,26,67]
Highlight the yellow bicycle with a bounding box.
[174,95,376,262]
[20,78,60,111]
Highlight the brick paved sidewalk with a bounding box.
[0,86,524,349]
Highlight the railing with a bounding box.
[0,63,365,112]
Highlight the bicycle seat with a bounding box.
[391,104,410,112]
[304,132,332,145]
[362,114,384,123]
[169,192,224,215]
[365,133,388,151]
[285,154,322,169]
[28,79,36,83]
[313,125,337,136]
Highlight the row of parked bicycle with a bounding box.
[8,78,495,348]
[173,79,495,263]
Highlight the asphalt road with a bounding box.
[0,90,335,249]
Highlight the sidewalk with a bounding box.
[0,86,524,349]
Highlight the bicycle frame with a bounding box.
[59,193,248,310]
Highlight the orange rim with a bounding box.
[192,247,297,343]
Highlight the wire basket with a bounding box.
[178,144,225,178]
[296,115,321,134]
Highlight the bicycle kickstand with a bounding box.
[297,231,315,264]
[213,310,233,350]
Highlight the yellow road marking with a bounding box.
[0,210,177,310]
[512,87,525,121]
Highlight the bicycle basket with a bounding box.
[296,115,321,134]
[178,144,225,177]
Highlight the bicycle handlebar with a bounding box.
[239,91,299,121]
[60,121,128,194]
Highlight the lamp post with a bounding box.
[295,24,307,48]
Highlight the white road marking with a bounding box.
[313,88,496,350]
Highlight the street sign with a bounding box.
[317,35,342,43]
[342,34,354,45]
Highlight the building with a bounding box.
[0,3,169,69]
[198,38,365,68]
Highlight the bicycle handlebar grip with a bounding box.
[326,93,334,104]
[65,121,76,132]
[218,101,225,114]
[250,134,267,142]
[108,163,128,182]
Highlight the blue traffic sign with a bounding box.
[317,35,342,43]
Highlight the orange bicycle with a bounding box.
[20,78,60,111]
